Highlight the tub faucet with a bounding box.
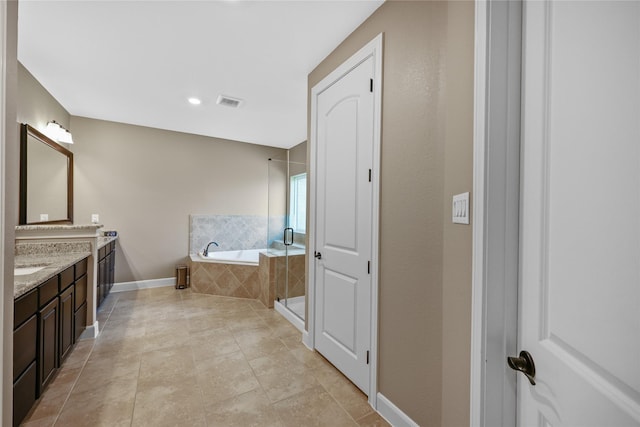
[203,241,219,257]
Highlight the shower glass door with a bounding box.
[267,158,306,321]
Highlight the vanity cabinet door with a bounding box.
[39,298,59,394]
[13,361,36,427]
[13,315,37,381]
[97,258,106,307]
[59,285,75,362]
[74,302,87,342]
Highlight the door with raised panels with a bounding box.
[314,54,375,393]
[516,1,640,424]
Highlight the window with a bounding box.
[289,173,307,233]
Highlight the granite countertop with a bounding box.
[15,224,103,232]
[14,252,91,299]
[98,235,118,249]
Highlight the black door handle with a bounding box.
[314,251,322,259]
[507,350,536,385]
[284,228,294,246]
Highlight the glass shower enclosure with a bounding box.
[267,157,307,323]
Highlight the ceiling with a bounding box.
[18,0,384,149]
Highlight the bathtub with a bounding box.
[191,249,265,266]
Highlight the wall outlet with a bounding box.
[40,213,48,221]
[452,192,470,224]
[91,214,100,224]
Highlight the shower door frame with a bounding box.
[307,33,383,409]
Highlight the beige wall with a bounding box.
[70,117,286,283]
[441,2,475,425]
[17,62,71,135]
[288,140,307,164]
[308,1,474,426]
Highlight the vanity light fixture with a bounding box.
[188,97,202,105]
[45,120,74,144]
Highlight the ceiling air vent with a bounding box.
[216,95,243,108]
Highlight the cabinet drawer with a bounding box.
[38,276,58,308]
[13,314,37,382]
[60,266,74,291]
[14,289,37,328]
[75,258,87,279]
[109,241,115,252]
[75,274,87,310]
[13,360,37,427]
[98,246,106,260]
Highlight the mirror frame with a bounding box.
[19,123,74,225]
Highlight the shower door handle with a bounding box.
[284,228,294,246]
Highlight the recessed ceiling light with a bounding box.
[188,97,202,105]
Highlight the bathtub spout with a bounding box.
[203,241,219,257]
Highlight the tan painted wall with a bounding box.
[441,2,475,425]
[17,62,71,135]
[308,1,474,425]
[70,117,286,283]
[288,140,307,164]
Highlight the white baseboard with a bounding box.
[302,330,312,350]
[376,393,419,427]
[111,277,175,293]
[78,321,100,340]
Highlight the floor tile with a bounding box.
[19,288,379,427]
[273,386,358,427]
[204,388,283,427]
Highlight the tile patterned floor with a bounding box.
[21,287,390,427]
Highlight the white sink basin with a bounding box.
[14,266,46,276]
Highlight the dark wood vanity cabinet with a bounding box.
[13,289,38,427]
[59,285,75,362]
[39,296,59,394]
[97,241,116,308]
[74,262,88,342]
[13,257,88,426]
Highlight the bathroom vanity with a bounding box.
[12,224,117,426]
[13,253,90,426]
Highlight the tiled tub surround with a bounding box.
[190,258,262,302]
[190,248,306,309]
[190,214,276,255]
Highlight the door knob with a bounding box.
[507,350,536,385]
[314,251,322,259]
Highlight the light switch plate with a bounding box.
[452,192,470,224]
[91,214,99,224]
[40,213,48,221]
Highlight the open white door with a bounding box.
[516,1,640,424]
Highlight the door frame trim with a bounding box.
[470,1,522,426]
[308,32,383,408]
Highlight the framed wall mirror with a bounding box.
[19,123,73,224]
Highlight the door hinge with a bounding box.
[367,261,371,274]
[370,78,373,92]
[366,350,370,364]
[368,169,372,182]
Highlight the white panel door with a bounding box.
[518,1,640,425]
[314,56,374,393]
